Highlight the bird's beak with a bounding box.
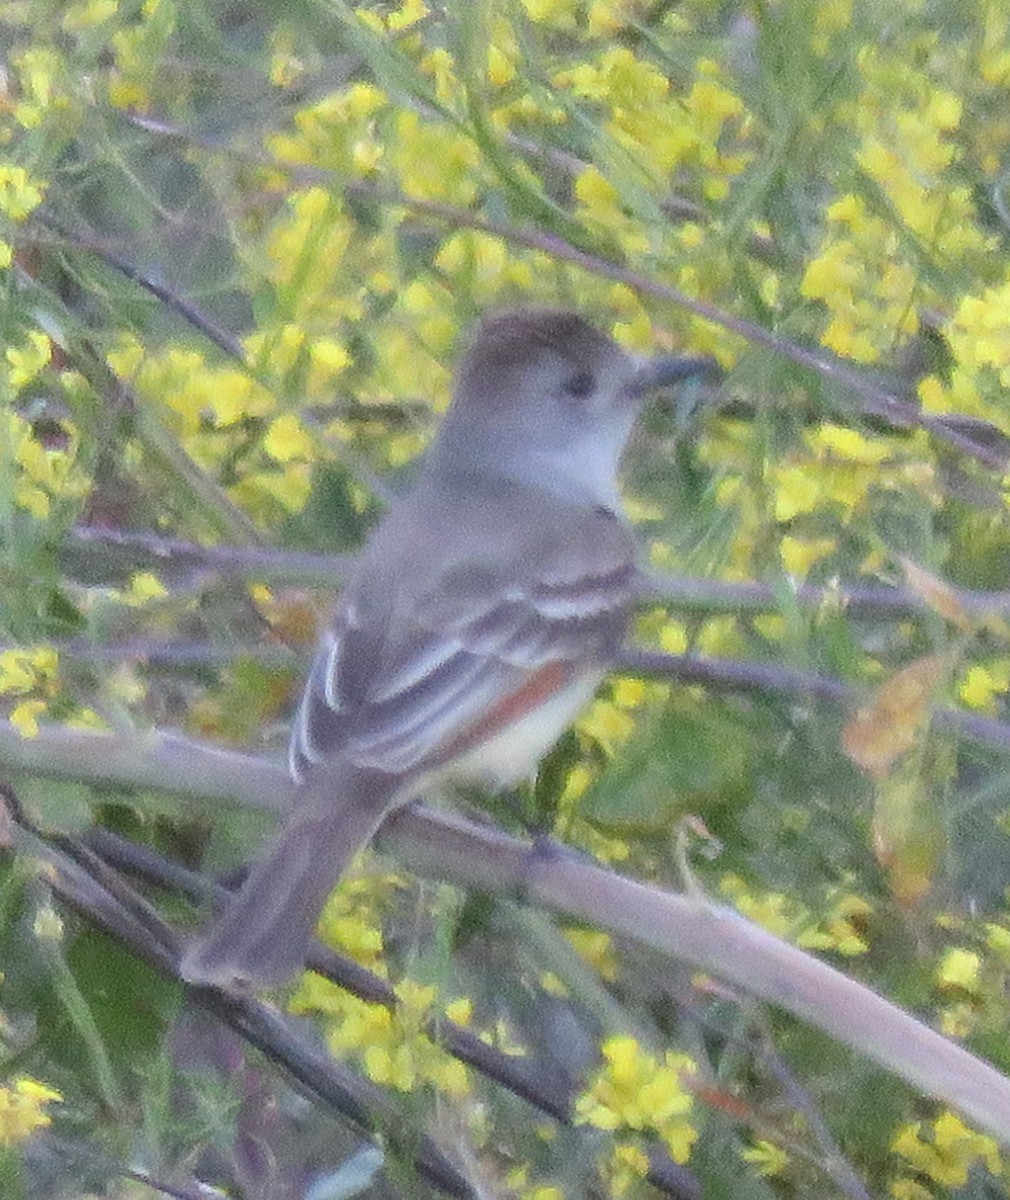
[627,354,722,398]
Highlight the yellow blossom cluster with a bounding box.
[257,188,370,334]
[107,0,177,112]
[8,45,66,129]
[521,0,653,36]
[688,410,932,586]
[288,876,470,1095]
[705,415,940,586]
[927,918,1010,1040]
[559,51,748,271]
[261,14,748,376]
[0,1077,61,1147]
[0,646,58,738]
[266,83,388,176]
[0,402,86,524]
[106,335,323,518]
[919,277,1010,441]
[575,1034,697,1164]
[741,1138,791,1177]
[356,0,428,36]
[720,874,872,957]
[556,51,745,185]
[0,162,45,266]
[293,975,471,1098]
[802,47,990,362]
[800,195,919,363]
[891,1112,1003,1193]
[0,336,86,528]
[391,111,483,204]
[313,874,391,975]
[959,660,1010,713]
[767,424,936,528]
[0,163,45,222]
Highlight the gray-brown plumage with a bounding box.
[181,310,714,991]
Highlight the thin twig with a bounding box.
[65,524,354,585]
[756,1029,874,1200]
[36,215,245,360]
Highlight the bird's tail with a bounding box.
[180,772,395,992]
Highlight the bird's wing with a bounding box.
[289,486,636,782]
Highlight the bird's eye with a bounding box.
[564,370,595,399]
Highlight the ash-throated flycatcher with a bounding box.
[182,309,715,990]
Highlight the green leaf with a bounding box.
[580,701,755,833]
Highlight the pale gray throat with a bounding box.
[428,411,632,509]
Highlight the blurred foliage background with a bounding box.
[4,0,1010,1196]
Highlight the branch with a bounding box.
[391,807,1010,1144]
[83,827,575,1120]
[10,815,477,1199]
[66,526,1010,625]
[18,816,700,1197]
[64,525,354,588]
[621,648,1010,755]
[6,723,1010,1143]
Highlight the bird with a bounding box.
[181,308,716,991]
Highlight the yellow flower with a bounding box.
[232,465,313,515]
[780,536,837,579]
[916,375,947,413]
[392,112,480,203]
[892,1112,1001,1188]
[720,875,870,956]
[937,948,981,993]
[487,15,517,87]
[0,651,37,694]
[659,621,688,654]
[981,7,1010,84]
[573,165,650,254]
[386,0,428,32]
[309,337,351,375]
[521,0,581,25]
[742,1139,790,1177]
[566,929,619,982]
[263,414,315,463]
[104,63,143,107]
[10,700,46,738]
[6,330,52,389]
[0,164,46,220]
[62,0,118,32]
[0,1078,62,1146]
[769,464,822,522]
[12,47,63,127]
[419,48,462,106]
[810,424,889,465]
[959,663,1010,713]
[310,979,472,1098]
[575,1035,697,1163]
[123,571,168,605]
[607,1142,651,1194]
[0,647,58,694]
